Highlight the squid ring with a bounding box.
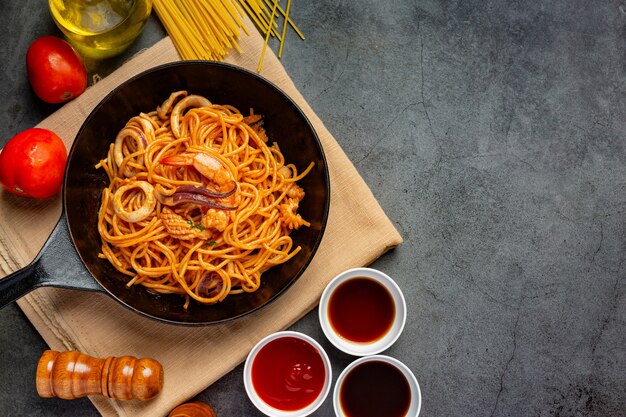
[157,90,187,120]
[113,126,148,176]
[170,95,212,138]
[113,181,156,223]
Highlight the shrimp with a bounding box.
[160,152,234,189]
[201,209,230,232]
[278,166,305,201]
[170,95,212,138]
[285,183,305,201]
[279,198,310,230]
[242,114,268,143]
[113,181,156,223]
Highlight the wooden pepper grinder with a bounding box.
[169,401,217,417]
[36,350,163,401]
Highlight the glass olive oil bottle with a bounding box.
[49,0,152,59]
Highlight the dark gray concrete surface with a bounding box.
[1,0,625,416]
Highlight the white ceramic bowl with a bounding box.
[318,267,407,356]
[333,355,422,417]
[243,331,332,417]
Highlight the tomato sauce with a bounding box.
[328,277,395,343]
[251,336,326,411]
[340,360,411,417]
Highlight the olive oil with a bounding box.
[48,0,152,59]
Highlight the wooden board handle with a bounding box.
[36,350,163,400]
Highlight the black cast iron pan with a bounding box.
[0,62,330,325]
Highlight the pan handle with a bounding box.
[0,217,103,309]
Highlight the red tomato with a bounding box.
[26,36,87,104]
[0,128,68,199]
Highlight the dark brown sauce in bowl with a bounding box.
[328,277,395,343]
[339,360,411,417]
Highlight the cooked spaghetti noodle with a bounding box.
[96,91,313,308]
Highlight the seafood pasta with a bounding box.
[96,91,314,308]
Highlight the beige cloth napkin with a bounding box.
[0,17,402,417]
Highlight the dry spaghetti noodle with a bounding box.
[152,0,304,70]
[96,91,314,308]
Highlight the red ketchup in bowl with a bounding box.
[251,336,326,411]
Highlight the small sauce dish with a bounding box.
[333,355,421,417]
[243,331,332,417]
[318,267,407,356]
